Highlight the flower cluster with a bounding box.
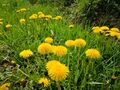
[53,16,62,20]
[16,8,27,13]
[29,12,62,21]
[65,38,86,47]
[37,37,67,56]
[92,26,120,40]
[38,43,67,57]
[0,3,107,90]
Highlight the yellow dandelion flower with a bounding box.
[45,37,53,44]
[38,43,52,55]
[69,24,74,28]
[0,18,3,21]
[19,49,33,59]
[46,60,61,70]
[92,26,100,30]
[5,24,12,29]
[110,28,119,32]
[46,60,69,81]
[38,13,45,19]
[19,18,26,24]
[16,9,21,13]
[45,15,52,19]
[116,32,120,37]
[85,48,101,59]
[38,77,50,87]
[109,31,119,37]
[93,27,101,33]
[115,32,120,37]
[20,8,27,12]
[0,22,3,25]
[100,26,109,31]
[74,38,86,47]
[53,46,67,57]
[51,45,57,53]
[117,35,120,40]
[0,83,10,90]
[38,12,44,15]
[53,16,62,20]
[65,40,75,47]
[16,8,27,13]
[29,14,38,20]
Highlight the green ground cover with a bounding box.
[0,0,120,90]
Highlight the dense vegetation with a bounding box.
[53,0,120,27]
[0,0,120,90]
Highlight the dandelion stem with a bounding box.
[80,62,90,89]
[56,81,61,90]
[77,48,81,68]
[67,52,70,67]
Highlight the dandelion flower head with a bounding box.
[0,22,3,25]
[44,15,52,20]
[109,31,119,37]
[38,43,52,55]
[85,48,101,59]
[0,83,10,90]
[46,60,69,81]
[74,38,86,47]
[0,18,3,21]
[6,24,12,29]
[38,77,50,87]
[19,49,33,59]
[100,26,109,31]
[53,45,67,57]
[92,26,101,33]
[45,37,53,44]
[65,40,75,47]
[46,60,61,70]
[53,16,62,20]
[20,18,26,24]
[29,14,38,20]
[16,8,27,13]
[92,26,100,30]
[110,28,119,32]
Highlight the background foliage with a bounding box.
[51,0,120,27]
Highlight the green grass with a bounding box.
[0,0,120,90]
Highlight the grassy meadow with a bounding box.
[0,0,120,90]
